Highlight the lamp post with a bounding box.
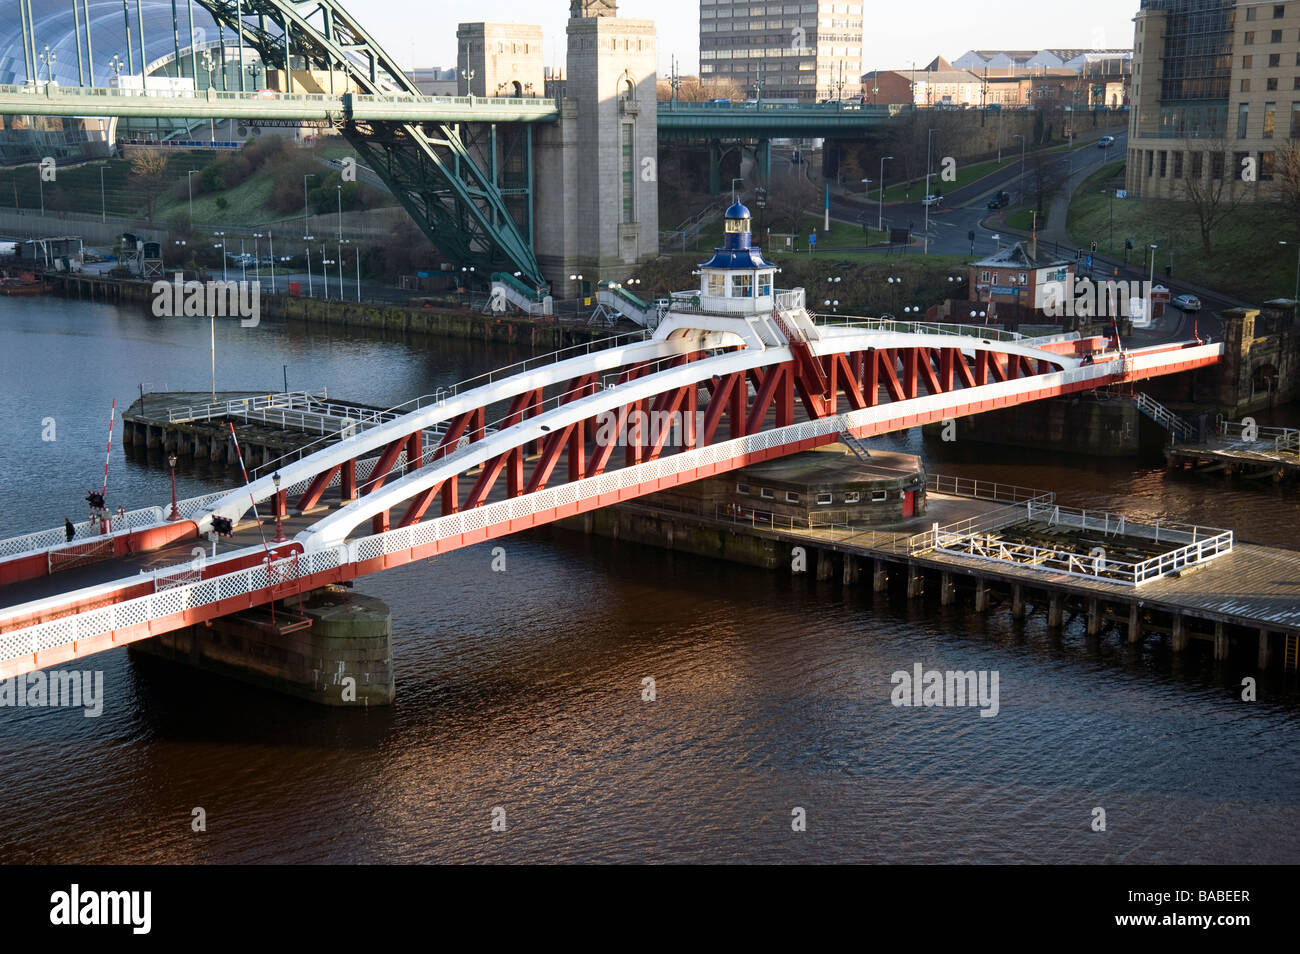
[878,155,893,234]
[1013,133,1026,200]
[40,45,56,93]
[213,232,226,280]
[1148,243,1158,290]
[923,129,936,255]
[1280,240,1300,302]
[303,233,315,296]
[338,238,350,298]
[187,169,198,228]
[302,172,317,237]
[252,231,263,280]
[321,244,334,301]
[172,239,187,266]
[336,183,343,241]
[167,454,181,521]
[99,165,107,222]
[200,50,216,143]
[271,472,285,542]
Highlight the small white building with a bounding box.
[692,202,779,315]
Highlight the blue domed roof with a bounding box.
[725,202,751,219]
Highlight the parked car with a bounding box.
[1097,135,1116,149]
[921,194,943,206]
[1171,293,1202,311]
[987,191,1010,209]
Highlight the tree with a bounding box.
[1182,136,1245,256]
[1274,138,1300,238]
[657,75,742,102]
[128,149,169,223]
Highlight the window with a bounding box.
[1265,102,1278,137]
[1233,150,1251,176]
[816,493,833,506]
[736,483,751,495]
[1147,149,1155,176]
[844,492,860,504]
[870,490,888,503]
[1244,55,1254,68]
[1211,151,1225,179]
[1245,31,1256,44]
[730,273,753,297]
[1159,150,1168,177]
[1261,151,1277,180]
[1294,77,1300,88]
[1191,150,1203,178]
[1247,7,1258,19]
[1292,102,1300,136]
[1271,54,1282,67]
[1276,4,1286,17]
[1269,77,1280,90]
[757,272,773,297]
[1238,102,1250,137]
[620,123,634,224]
[760,487,774,500]
[979,269,990,282]
[708,273,725,296]
[1173,151,1184,179]
[1242,78,1253,92]
[785,491,801,503]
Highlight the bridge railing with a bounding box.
[165,390,330,423]
[0,84,557,111]
[0,505,165,560]
[1218,419,1300,450]
[926,475,1054,504]
[816,317,1025,342]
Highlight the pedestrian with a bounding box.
[64,518,74,542]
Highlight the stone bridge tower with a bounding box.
[534,0,659,298]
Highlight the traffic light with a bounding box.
[85,491,105,510]
[1091,242,1097,253]
[211,516,234,536]
[1125,238,1134,250]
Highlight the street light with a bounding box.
[271,472,286,542]
[923,130,937,255]
[1279,240,1300,302]
[99,165,107,222]
[213,231,226,280]
[166,454,181,521]
[252,232,263,280]
[187,169,198,228]
[40,45,56,92]
[878,155,894,233]
[1148,243,1158,292]
[302,173,317,238]
[1013,133,1026,200]
[336,184,344,241]
[303,233,315,296]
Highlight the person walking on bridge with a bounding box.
[64,518,74,543]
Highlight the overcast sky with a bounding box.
[383,0,1142,74]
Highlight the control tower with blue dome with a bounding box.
[694,202,779,315]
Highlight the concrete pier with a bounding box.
[130,588,394,706]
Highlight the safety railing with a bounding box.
[816,317,1026,342]
[0,505,164,561]
[1218,419,1300,451]
[165,390,329,423]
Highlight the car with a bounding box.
[921,194,943,206]
[987,191,1010,209]
[1097,135,1116,149]
[1171,294,1202,311]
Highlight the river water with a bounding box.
[0,295,1296,864]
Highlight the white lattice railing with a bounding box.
[0,506,165,561]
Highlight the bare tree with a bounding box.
[128,149,170,224]
[1275,138,1300,236]
[657,75,742,102]
[1181,137,1245,256]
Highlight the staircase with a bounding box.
[771,309,830,397]
[840,432,872,461]
[1285,633,1298,673]
[1133,392,1196,442]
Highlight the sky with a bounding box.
[381,0,1143,74]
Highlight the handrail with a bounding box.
[816,317,1026,342]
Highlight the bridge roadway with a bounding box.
[0,314,1221,678]
[0,84,903,136]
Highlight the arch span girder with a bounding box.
[195,0,545,283]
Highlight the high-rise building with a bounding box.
[699,0,865,102]
[1128,0,1296,200]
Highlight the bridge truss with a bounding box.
[0,313,1222,679]
[197,0,546,283]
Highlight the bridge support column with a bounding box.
[974,578,989,612]
[1128,603,1142,644]
[939,572,955,606]
[1087,599,1101,635]
[757,138,771,182]
[1011,584,1025,620]
[709,139,723,195]
[1214,621,1229,661]
[129,588,394,706]
[371,510,389,535]
[816,550,835,581]
[873,559,888,593]
[1172,613,1188,652]
[1258,629,1273,669]
[906,563,924,599]
[1048,593,1063,630]
[341,459,357,502]
[842,554,859,585]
